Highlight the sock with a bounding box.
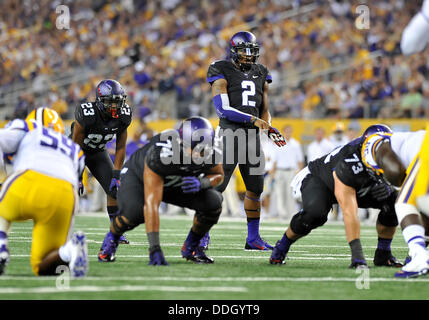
[377,237,392,251]
[184,229,202,250]
[402,224,426,257]
[0,231,8,249]
[277,233,295,254]
[247,218,260,241]
[107,206,119,221]
[58,241,72,263]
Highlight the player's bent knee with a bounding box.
[202,189,223,212]
[196,207,222,225]
[377,208,398,227]
[290,211,326,235]
[395,203,419,225]
[112,215,139,234]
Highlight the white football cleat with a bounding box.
[0,244,9,276]
[394,251,429,278]
[69,231,88,278]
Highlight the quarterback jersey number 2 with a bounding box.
[241,80,256,107]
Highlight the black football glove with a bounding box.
[267,126,287,147]
[371,181,395,201]
[78,181,85,196]
[149,246,169,266]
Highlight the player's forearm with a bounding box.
[113,148,126,170]
[205,173,224,188]
[341,205,361,242]
[213,93,253,123]
[401,10,429,55]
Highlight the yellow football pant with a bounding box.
[0,170,76,275]
[397,125,429,207]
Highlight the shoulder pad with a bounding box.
[207,61,227,83]
[5,119,30,132]
[119,104,132,125]
[361,133,391,175]
[75,102,97,126]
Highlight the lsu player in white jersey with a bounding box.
[361,125,429,278]
[0,107,88,277]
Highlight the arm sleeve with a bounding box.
[0,120,27,154]
[401,6,429,55]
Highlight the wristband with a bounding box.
[147,232,160,252]
[112,169,121,179]
[199,177,211,190]
[349,239,365,261]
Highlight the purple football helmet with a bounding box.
[177,116,215,162]
[95,79,127,119]
[229,31,260,71]
[363,124,392,139]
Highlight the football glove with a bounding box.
[267,126,287,147]
[109,170,121,193]
[371,181,395,201]
[78,181,84,196]
[149,246,168,266]
[181,176,210,194]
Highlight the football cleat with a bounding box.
[394,252,429,278]
[373,249,403,267]
[119,234,130,245]
[349,259,369,269]
[199,232,210,250]
[269,241,286,265]
[69,231,88,278]
[245,236,273,251]
[181,243,214,264]
[98,231,119,262]
[0,244,10,276]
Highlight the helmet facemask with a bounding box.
[98,94,126,119]
[232,44,260,71]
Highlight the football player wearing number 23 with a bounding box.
[71,79,132,244]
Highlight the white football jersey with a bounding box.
[362,130,425,173]
[0,119,85,188]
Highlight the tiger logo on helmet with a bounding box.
[25,107,65,134]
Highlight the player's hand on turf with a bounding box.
[267,126,287,147]
[181,176,201,193]
[149,247,168,266]
[78,181,85,196]
[349,259,369,269]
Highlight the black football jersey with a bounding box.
[308,138,375,198]
[207,60,272,129]
[124,130,222,191]
[73,101,132,153]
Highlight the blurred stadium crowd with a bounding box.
[1,0,429,121]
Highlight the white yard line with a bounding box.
[1,276,428,283]
[0,285,248,294]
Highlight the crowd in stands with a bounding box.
[2,0,429,122]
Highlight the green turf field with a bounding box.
[0,213,428,300]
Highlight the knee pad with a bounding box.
[196,207,222,225]
[378,204,399,227]
[289,210,327,235]
[112,215,138,234]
